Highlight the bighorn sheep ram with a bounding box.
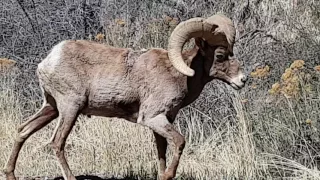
[5,14,247,180]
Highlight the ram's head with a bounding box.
[168,14,247,90]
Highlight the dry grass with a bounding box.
[1,0,320,179]
[0,69,258,179]
[0,58,16,71]
[1,69,320,180]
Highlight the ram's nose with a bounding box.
[241,75,248,83]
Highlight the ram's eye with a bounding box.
[216,54,225,61]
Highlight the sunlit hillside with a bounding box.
[1,0,320,179]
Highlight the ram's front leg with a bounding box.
[153,132,168,179]
[142,114,185,180]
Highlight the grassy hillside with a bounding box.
[1,0,320,179]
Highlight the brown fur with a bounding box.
[5,38,246,180]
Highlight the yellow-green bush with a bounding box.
[268,60,318,98]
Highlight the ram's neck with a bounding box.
[181,47,210,107]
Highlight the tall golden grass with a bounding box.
[1,0,320,179]
[1,65,320,179]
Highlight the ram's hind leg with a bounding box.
[50,97,85,180]
[5,103,58,180]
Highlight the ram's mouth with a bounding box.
[230,83,242,90]
[228,73,247,90]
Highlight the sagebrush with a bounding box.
[1,0,320,179]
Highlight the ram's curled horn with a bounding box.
[168,14,236,76]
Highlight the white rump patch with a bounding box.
[38,40,66,71]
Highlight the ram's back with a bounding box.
[36,40,185,121]
[37,40,137,117]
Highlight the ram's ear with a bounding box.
[195,37,208,56]
[195,37,207,49]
